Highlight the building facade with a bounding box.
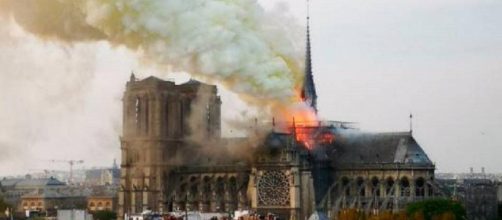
[117,75,436,220]
[118,75,221,217]
[118,19,435,219]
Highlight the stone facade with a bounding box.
[88,196,116,212]
[117,75,436,220]
[118,75,221,217]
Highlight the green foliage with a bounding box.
[406,198,466,220]
[93,210,117,220]
[0,197,11,213]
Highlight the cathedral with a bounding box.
[117,21,436,220]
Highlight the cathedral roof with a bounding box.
[330,131,433,167]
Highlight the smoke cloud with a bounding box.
[0,0,306,114]
[0,0,309,175]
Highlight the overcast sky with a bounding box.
[0,0,501,175]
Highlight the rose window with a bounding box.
[257,170,290,206]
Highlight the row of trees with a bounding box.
[336,199,467,220]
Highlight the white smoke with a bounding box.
[0,0,305,110]
[0,0,307,175]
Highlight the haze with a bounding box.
[0,0,501,175]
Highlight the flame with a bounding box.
[274,93,318,149]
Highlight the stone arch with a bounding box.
[228,176,238,211]
[371,176,380,197]
[415,177,425,197]
[216,176,226,212]
[202,176,212,212]
[189,176,199,210]
[356,177,365,196]
[385,177,395,196]
[341,176,350,196]
[400,176,410,197]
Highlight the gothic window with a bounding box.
[356,177,365,196]
[203,176,211,202]
[144,98,149,134]
[229,177,238,211]
[400,177,410,197]
[135,97,140,131]
[257,170,290,206]
[341,177,350,196]
[371,177,380,197]
[216,177,225,212]
[386,177,394,196]
[415,177,425,197]
[190,176,198,199]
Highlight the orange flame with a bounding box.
[275,97,318,149]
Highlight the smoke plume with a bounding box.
[0,0,306,115]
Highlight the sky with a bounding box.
[0,0,501,175]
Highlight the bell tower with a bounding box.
[118,74,221,218]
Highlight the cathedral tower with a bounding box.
[118,74,221,218]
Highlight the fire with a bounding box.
[275,98,318,150]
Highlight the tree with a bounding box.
[0,197,12,220]
[93,210,117,220]
[406,198,466,220]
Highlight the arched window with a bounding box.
[216,177,225,211]
[202,176,211,212]
[341,177,350,196]
[371,177,380,197]
[400,177,410,197]
[415,177,425,197]
[135,97,141,129]
[356,177,365,196]
[144,98,149,134]
[90,202,95,207]
[386,177,395,196]
[190,176,198,198]
[229,177,238,211]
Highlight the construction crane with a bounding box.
[49,159,84,184]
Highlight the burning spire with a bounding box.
[301,0,318,113]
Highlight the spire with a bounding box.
[301,0,318,112]
[409,113,413,134]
